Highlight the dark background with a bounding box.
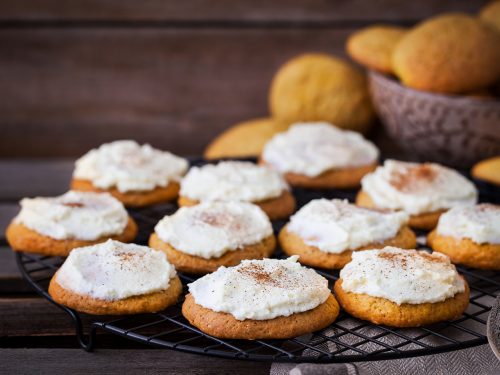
[0,0,489,158]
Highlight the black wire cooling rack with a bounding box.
[14,160,500,363]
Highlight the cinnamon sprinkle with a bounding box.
[389,164,437,193]
[62,202,85,208]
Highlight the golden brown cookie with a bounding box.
[283,162,378,189]
[6,217,138,257]
[149,233,276,274]
[471,156,500,186]
[480,0,500,32]
[392,13,500,93]
[71,178,180,207]
[279,225,416,269]
[355,190,444,230]
[427,230,500,270]
[269,53,375,134]
[48,274,182,315]
[204,118,282,160]
[334,278,470,327]
[346,25,406,74]
[182,293,339,339]
[178,190,296,221]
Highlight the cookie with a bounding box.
[6,190,138,256]
[358,160,477,230]
[260,122,379,189]
[427,203,500,269]
[356,190,445,230]
[269,53,375,134]
[280,224,416,269]
[334,278,470,327]
[149,233,276,274]
[346,25,406,74]
[179,161,295,220]
[392,13,500,93]
[72,140,188,207]
[183,257,339,339]
[149,201,276,274]
[71,178,180,207]
[6,217,137,257]
[471,156,500,186]
[204,118,281,159]
[334,247,469,327]
[284,163,377,189]
[48,240,182,315]
[49,273,182,315]
[480,1,500,33]
[182,293,338,339]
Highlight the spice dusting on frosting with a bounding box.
[62,202,85,208]
[389,163,438,193]
[154,201,273,259]
[188,257,330,320]
[341,247,465,305]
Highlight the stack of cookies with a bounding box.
[6,131,499,341]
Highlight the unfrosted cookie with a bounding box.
[71,140,188,207]
[182,257,339,339]
[346,25,406,74]
[334,247,469,327]
[149,201,276,274]
[428,204,500,270]
[392,13,500,93]
[179,161,296,220]
[472,156,500,186]
[357,160,478,230]
[279,199,416,269]
[269,53,375,134]
[204,118,282,159]
[6,191,137,256]
[49,240,182,315]
[480,1,500,33]
[261,122,379,189]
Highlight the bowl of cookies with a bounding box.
[347,10,500,168]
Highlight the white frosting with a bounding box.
[340,247,465,305]
[155,201,273,259]
[73,140,188,193]
[14,191,129,241]
[180,161,289,202]
[56,240,177,300]
[436,204,500,244]
[188,257,330,320]
[262,122,379,177]
[288,199,408,254]
[361,160,478,215]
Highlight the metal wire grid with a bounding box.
[14,163,500,363]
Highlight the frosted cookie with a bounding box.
[182,257,339,339]
[279,199,416,269]
[356,160,478,230]
[261,122,379,189]
[428,204,500,270]
[49,240,182,315]
[334,247,469,327]
[6,191,137,257]
[178,161,295,220]
[149,201,276,274]
[71,140,188,207]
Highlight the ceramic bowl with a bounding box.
[369,71,500,168]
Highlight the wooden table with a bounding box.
[0,160,270,374]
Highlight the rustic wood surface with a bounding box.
[0,0,488,157]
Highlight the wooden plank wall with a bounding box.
[0,0,488,157]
